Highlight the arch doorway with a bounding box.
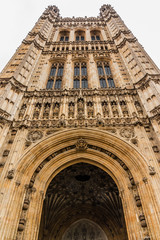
[38,163,128,240]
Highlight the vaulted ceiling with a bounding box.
[38,163,128,240]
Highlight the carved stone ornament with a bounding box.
[27,130,43,142]
[76,138,88,151]
[148,166,156,175]
[120,128,134,139]
[7,169,15,179]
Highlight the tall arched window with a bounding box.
[73,62,88,89]
[97,62,115,88]
[46,63,64,90]
[90,30,101,41]
[54,79,62,89]
[97,66,104,75]
[108,78,115,88]
[75,30,85,41]
[46,79,54,89]
[59,31,70,41]
[100,78,107,88]
[82,78,88,89]
[73,79,80,89]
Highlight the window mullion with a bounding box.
[53,64,58,89]
[103,64,108,88]
[80,64,82,88]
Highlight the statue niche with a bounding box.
[33,102,42,120]
[19,103,27,119]
[77,98,84,119]
[102,101,109,117]
[68,102,75,118]
[87,101,94,118]
[120,100,129,117]
[111,100,119,117]
[43,102,51,119]
[53,102,60,118]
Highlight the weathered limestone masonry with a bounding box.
[0,4,160,240]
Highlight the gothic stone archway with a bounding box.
[0,128,160,240]
[38,163,128,240]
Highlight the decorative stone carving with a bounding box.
[22,198,30,210]
[33,102,41,119]
[7,169,15,179]
[53,102,60,118]
[87,101,94,118]
[148,166,156,175]
[77,98,84,116]
[102,101,109,117]
[0,162,5,167]
[152,146,159,153]
[43,102,51,119]
[120,100,129,117]
[134,195,142,207]
[27,130,43,142]
[96,113,104,126]
[18,218,26,231]
[29,176,35,188]
[58,114,66,127]
[76,138,88,151]
[19,104,27,119]
[139,214,147,228]
[3,150,10,157]
[68,102,75,118]
[131,138,138,146]
[120,128,134,139]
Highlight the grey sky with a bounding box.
[0,0,160,72]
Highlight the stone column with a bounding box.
[62,55,73,89]
[87,54,100,89]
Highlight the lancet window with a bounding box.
[97,62,115,88]
[75,30,85,41]
[90,30,101,41]
[46,63,64,90]
[73,62,88,89]
[59,30,70,41]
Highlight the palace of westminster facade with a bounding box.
[0,4,160,240]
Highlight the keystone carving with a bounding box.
[76,138,88,151]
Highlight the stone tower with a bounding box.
[0,4,160,240]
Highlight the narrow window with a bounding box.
[104,66,111,75]
[50,66,56,77]
[98,66,104,75]
[65,36,69,41]
[74,66,79,76]
[81,36,84,41]
[82,79,88,89]
[96,35,100,40]
[108,78,115,88]
[100,78,107,88]
[81,66,87,76]
[91,36,95,41]
[54,79,62,89]
[76,36,79,41]
[60,36,64,41]
[46,79,54,89]
[73,79,80,88]
[57,66,63,77]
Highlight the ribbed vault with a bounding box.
[38,163,128,240]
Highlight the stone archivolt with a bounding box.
[0,4,160,240]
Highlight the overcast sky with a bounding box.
[0,0,160,72]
